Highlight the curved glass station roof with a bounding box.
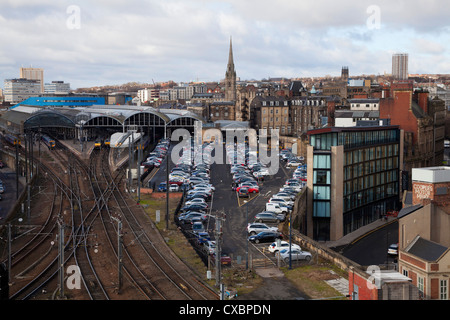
[10,105,203,130]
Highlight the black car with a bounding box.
[185,192,210,201]
[178,212,207,224]
[180,204,208,213]
[248,231,283,244]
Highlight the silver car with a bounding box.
[279,248,312,262]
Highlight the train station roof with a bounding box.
[0,104,203,133]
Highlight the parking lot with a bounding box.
[144,139,308,269]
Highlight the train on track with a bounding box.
[94,140,102,150]
[3,133,21,147]
[136,137,150,151]
[41,134,55,149]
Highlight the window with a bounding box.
[418,277,424,297]
[313,201,330,217]
[314,170,330,184]
[314,155,331,169]
[441,280,448,300]
[314,186,330,200]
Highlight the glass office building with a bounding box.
[306,125,403,241]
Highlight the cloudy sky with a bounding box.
[0,0,449,89]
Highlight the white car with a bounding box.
[279,248,312,262]
[203,240,216,254]
[268,241,301,253]
[247,223,279,235]
[185,198,207,206]
[194,183,215,192]
[269,197,294,206]
[169,184,179,192]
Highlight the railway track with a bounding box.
[5,138,218,300]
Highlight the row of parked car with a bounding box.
[226,143,270,199]
[142,138,170,170]
[244,148,312,263]
[172,141,232,266]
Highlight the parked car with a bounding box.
[254,212,282,223]
[210,253,232,266]
[286,160,302,168]
[268,241,301,253]
[185,192,210,201]
[180,203,208,213]
[203,240,216,254]
[265,203,287,214]
[388,243,399,256]
[196,232,211,245]
[247,223,279,235]
[248,231,282,244]
[237,184,259,193]
[238,187,250,198]
[192,221,205,234]
[157,182,167,192]
[178,212,207,224]
[278,248,312,262]
[169,184,179,192]
[185,198,207,206]
[0,185,4,194]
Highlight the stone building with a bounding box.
[397,167,450,300]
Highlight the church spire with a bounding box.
[228,36,234,70]
[225,36,236,101]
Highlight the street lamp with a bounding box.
[243,200,249,270]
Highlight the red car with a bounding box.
[237,185,259,193]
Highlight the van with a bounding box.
[266,203,286,214]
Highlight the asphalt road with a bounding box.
[340,220,399,267]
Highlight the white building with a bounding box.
[349,98,380,111]
[3,78,41,104]
[44,81,71,94]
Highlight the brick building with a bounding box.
[397,167,450,300]
[348,267,418,300]
[379,81,446,189]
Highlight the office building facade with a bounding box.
[306,125,403,241]
[20,67,44,93]
[3,78,41,104]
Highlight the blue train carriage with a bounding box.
[41,134,55,149]
[104,138,110,148]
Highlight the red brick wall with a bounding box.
[379,90,419,144]
[412,181,450,207]
[348,270,379,300]
[400,252,426,270]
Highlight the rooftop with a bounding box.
[412,167,450,183]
